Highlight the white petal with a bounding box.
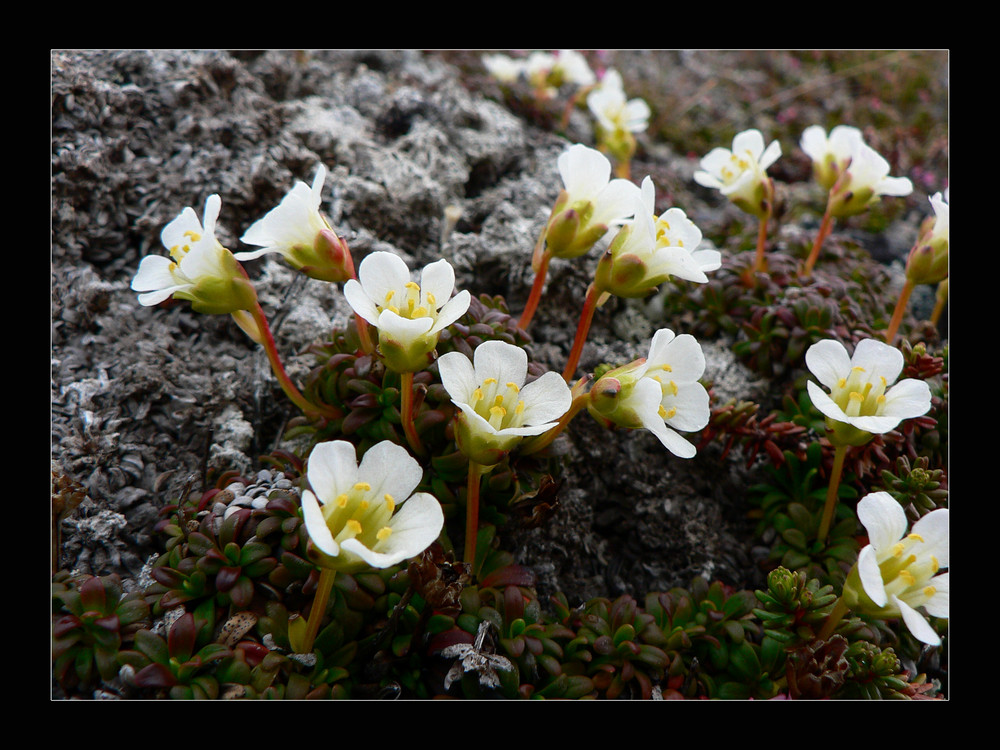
[806,381,849,423]
[201,194,222,237]
[693,171,723,190]
[645,328,677,363]
[851,338,904,383]
[857,544,888,607]
[342,278,381,326]
[131,254,177,292]
[429,290,471,334]
[758,139,782,171]
[473,340,528,389]
[850,413,905,434]
[357,440,424,505]
[437,350,477,403]
[419,258,457,308]
[358,251,411,306]
[137,287,183,306]
[892,595,940,646]
[912,508,949,569]
[880,378,932,420]
[876,175,913,197]
[923,572,949,618]
[665,381,710,432]
[641,414,697,458]
[377,309,434,340]
[301,489,341,558]
[160,206,204,251]
[732,129,765,160]
[518,371,573,426]
[307,440,360,502]
[592,179,642,226]
[805,339,851,390]
[340,492,443,568]
[857,491,907,553]
[799,125,828,161]
[652,332,705,383]
[559,144,611,199]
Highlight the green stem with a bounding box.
[300,567,337,654]
[463,461,483,566]
[817,443,849,545]
[249,303,340,420]
[400,370,426,457]
[817,597,851,642]
[562,283,601,382]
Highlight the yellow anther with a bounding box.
[923,585,936,597]
[336,494,349,508]
[515,400,525,415]
[891,542,905,558]
[664,407,676,419]
[346,519,363,535]
[426,292,436,306]
[493,394,505,407]
[183,230,202,242]
[658,405,667,418]
[506,382,520,393]
[472,387,484,402]
[405,281,420,291]
[354,482,372,492]
[838,377,847,388]
[376,527,393,541]
[387,305,400,314]
[358,500,369,511]
[483,378,497,386]
[931,555,939,573]
[385,290,395,302]
[907,533,925,543]
[384,493,395,512]
[851,366,866,374]
[898,570,915,586]
[490,405,507,418]
[668,380,678,396]
[413,306,428,317]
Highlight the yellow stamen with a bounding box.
[183,230,201,242]
[336,494,349,508]
[491,405,507,418]
[923,585,936,597]
[354,482,371,492]
[405,281,420,291]
[907,533,925,543]
[515,400,525,414]
[483,378,497,386]
[891,542,905,558]
[384,493,395,512]
[898,570,915,586]
[506,382,520,393]
[358,500,369,511]
[346,519,362,535]
[376,527,392,541]
[426,292,436,306]
[472,387,484,403]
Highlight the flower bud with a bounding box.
[586,361,646,429]
[288,227,355,283]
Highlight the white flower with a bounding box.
[907,190,949,285]
[236,164,354,283]
[596,178,719,297]
[800,124,865,190]
[586,69,650,135]
[845,491,948,646]
[588,328,710,458]
[131,194,256,315]
[482,53,524,83]
[300,440,444,572]
[693,129,781,218]
[805,338,931,445]
[928,190,949,246]
[544,144,642,259]
[343,251,471,372]
[437,340,573,466]
[827,141,913,218]
[552,49,595,87]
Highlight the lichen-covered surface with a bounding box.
[51,50,948,674]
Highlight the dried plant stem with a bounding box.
[464,461,483,565]
[249,303,340,420]
[562,282,601,381]
[817,443,849,545]
[300,567,336,654]
[885,278,915,343]
[400,370,426,457]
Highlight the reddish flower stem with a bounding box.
[885,278,915,344]
[803,205,834,277]
[249,302,340,420]
[464,461,482,566]
[400,370,426,457]
[817,443,849,545]
[562,283,601,381]
[519,247,551,331]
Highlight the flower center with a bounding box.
[382,281,437,321]
[831,366,888,418]
[470,378,526,431]
[877,532,940,607]
[168,230,202,267]
[718,151,754,185]
[322,482,396,550]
